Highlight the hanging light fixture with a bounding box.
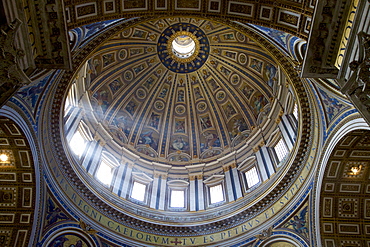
[0,153,10,164]
[349,165,362,175]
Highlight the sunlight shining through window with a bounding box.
[170,190,185,207]
[245,167,259,188]
[275,138,289,162]
[96,160,113,186]
[131,182,146,202]
[210,184,224,204]
[69,131,86,158]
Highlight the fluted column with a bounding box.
[278,115,296,150]
[119,163,133,198]
[197,175,205,210]
[82,140,103,175]
[158,174,167,210]
[112,163,126,195]
[223,164,243,202]
[150,172,167,210]
[255,146,275,181]
[150,173,160,209]
[230,163,243,200]
[223,166,234,202]
[189,175,196,211]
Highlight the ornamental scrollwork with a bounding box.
[0,18,31,88]
[348,32,370,111]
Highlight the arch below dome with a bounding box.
[315,118,370,246]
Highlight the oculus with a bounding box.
[169,31,199,61]
[157,23,209,73]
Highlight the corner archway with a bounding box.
[319,129,370,246]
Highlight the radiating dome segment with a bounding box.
[78,18,283,166]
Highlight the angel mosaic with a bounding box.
[133,64,145,74]
[171,137,189,151]
[250,58,263,73]
[102,53,114,67]
[223,33,235,40]
[252,93,269,115]
[241,84,254,99]
[284,206,309,238]
[200,115,212,130]
[223,103,237,119]
[264,63,277,87]
[194,87,203,99]
[208,78,219,91]
[225,51,236,59]
[138,130,158,150]
[174,119,186,133]
[220,66,231,77]
[93,88,110,112]
[132,29,147,39]
[46,198,69,225]
[177,89,185,102]
[201,131,221,152]
[159,87,168,98]
[130,48,142,56]
[125,100,137,115]
[149,113,160,129]
[110,128,126,143]
[113,115,131,136]
[108,78,122,93]
[144,77,155,89]
[228,118,248,140]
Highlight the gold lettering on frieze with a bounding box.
[335,0,359,68]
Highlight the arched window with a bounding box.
[131,181,147,202]
[204,175,225,206]
[209,184,224,204]
[69,129,87,158]
[130,172,153,203]
[170,190,185,208]
[274,138,289,163]
[95,154,119,186]
[167,180,189,209]
[68,121,93,160]
[238,157,261,191]
[245,166,260,188]
[96,159,115,185]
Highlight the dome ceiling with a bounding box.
[87,18,278,165]
[48,16,314,245]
